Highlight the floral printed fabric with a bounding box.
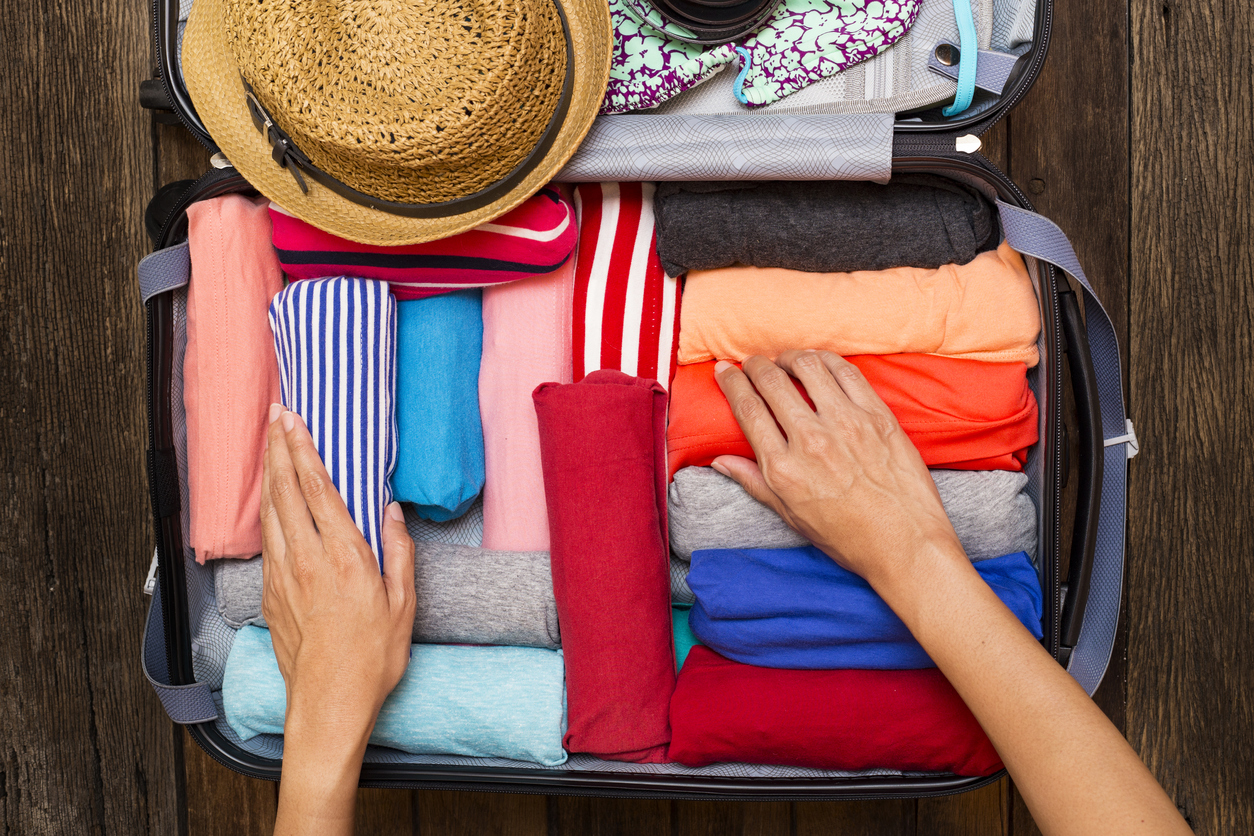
[602,0,738,114]
[601,0,922,113]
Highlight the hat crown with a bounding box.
[224,0,569,204]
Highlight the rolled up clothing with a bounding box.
[677,241,1040,367]
[666,356,1039,478]
[269,277,397,568]
[668,646,1003,776]
[268,186,576,300]
[214,541,559,648]
[479,262,575,551]
[571,183,682,388]
[392,291,485,521]
[533,370,675,763]
[672,605,702,671]
[184,194,284,562]
[223,625,567,766]
[653,177,997,278]
[669,466,1037,563]
[688,548,1042,670]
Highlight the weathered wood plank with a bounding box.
[0,0,184,831]
[916,780,1008,836]
[549,796,673,836]
[412,790,546,836]
[1128,0,1254,832]
[673,800,790,836]
[354,787,415,835]
[793,799,915,835]
[184,731,278,835]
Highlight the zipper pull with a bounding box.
[955,134,982,154]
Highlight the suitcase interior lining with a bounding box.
[169,193,1052,779]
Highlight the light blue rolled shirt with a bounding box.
[391,291,485,521]
[222,625,568,766]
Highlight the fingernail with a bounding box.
[710,461,731,477]
[387,502,405,522]
[269,403,282,424]
[714,360,734,375]
[281,411,295,432]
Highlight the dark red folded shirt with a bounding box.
[669,646,1004,776]
[533,370,675,763]
[666,355,1038,479]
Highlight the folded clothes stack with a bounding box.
[186,192,582,765]
[657,178,1042,776]
[192,171,1041,776]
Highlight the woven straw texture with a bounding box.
[183,0,610,245]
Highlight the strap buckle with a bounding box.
[1104,418,1139,460]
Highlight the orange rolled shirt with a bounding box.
[666,356,1039,479]
[677,242,1040,367]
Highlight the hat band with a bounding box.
[242,1,574,219]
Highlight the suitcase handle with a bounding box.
[1057,289,1103,665]
[997,200,1133,696]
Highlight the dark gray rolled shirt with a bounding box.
[669,467,1037,564]
[653,176,997,278]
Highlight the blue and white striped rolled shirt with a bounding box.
[269,276,397,569]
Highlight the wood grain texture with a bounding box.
[0,0,183,832]
[184,730,277,835]
[794,799,914,835]
[673,801,790,836]
[1128,0,1254,833]
[413,790,546,836]
[355,787,415,834]
[549,796,672,836]
[917,780,1009,836]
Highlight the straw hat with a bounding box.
[182,0,611,245]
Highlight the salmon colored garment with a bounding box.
[666,356,1038,479]
[184,195,284,562]
[479,262,575,551]
[677,241,1040,367]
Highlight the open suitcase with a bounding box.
[138,0,1135,800]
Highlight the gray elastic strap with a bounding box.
[998,200,1129,696]
[927,42,1021,95]
[557,113,894,184]
[142,581,218,724]
[138,242,191,304]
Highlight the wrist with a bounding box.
[862,534,972,627]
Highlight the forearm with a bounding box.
[274,705,373,836]
[872,544,1190,836]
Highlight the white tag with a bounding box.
[1104,418,1140,460]
[210,152,233,169]
[143,549,160,596]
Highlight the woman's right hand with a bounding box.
[711,350,966,587]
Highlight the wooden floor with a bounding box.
[2,0,1251,832]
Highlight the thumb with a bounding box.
[380,502,416,615]
[710,456,786,516]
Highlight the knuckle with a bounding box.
[301,470,330,504]
[733,394,765,421]
[270,469,300,504]
[796,427,831,458]
[834,363,864,387]
[795,351,825,372]
[870,409,900,438]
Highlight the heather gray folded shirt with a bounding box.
[652,175,997,278]
[214,542,560,648]
[669,467,1036,563]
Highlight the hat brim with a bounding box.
[182,0,611,246]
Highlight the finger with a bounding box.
[260,404,288,571]
[709,456,789,518]
[714,360,788,460]
[267,411,322,559]
[280,410,359,539]
[775,350,852,416]
[812,351,897,420]
[380,502,416,616]
[739,355,819,436]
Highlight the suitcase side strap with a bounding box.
[137,242,190,304]
[998,201,1133,697]
[142,582,218,724]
